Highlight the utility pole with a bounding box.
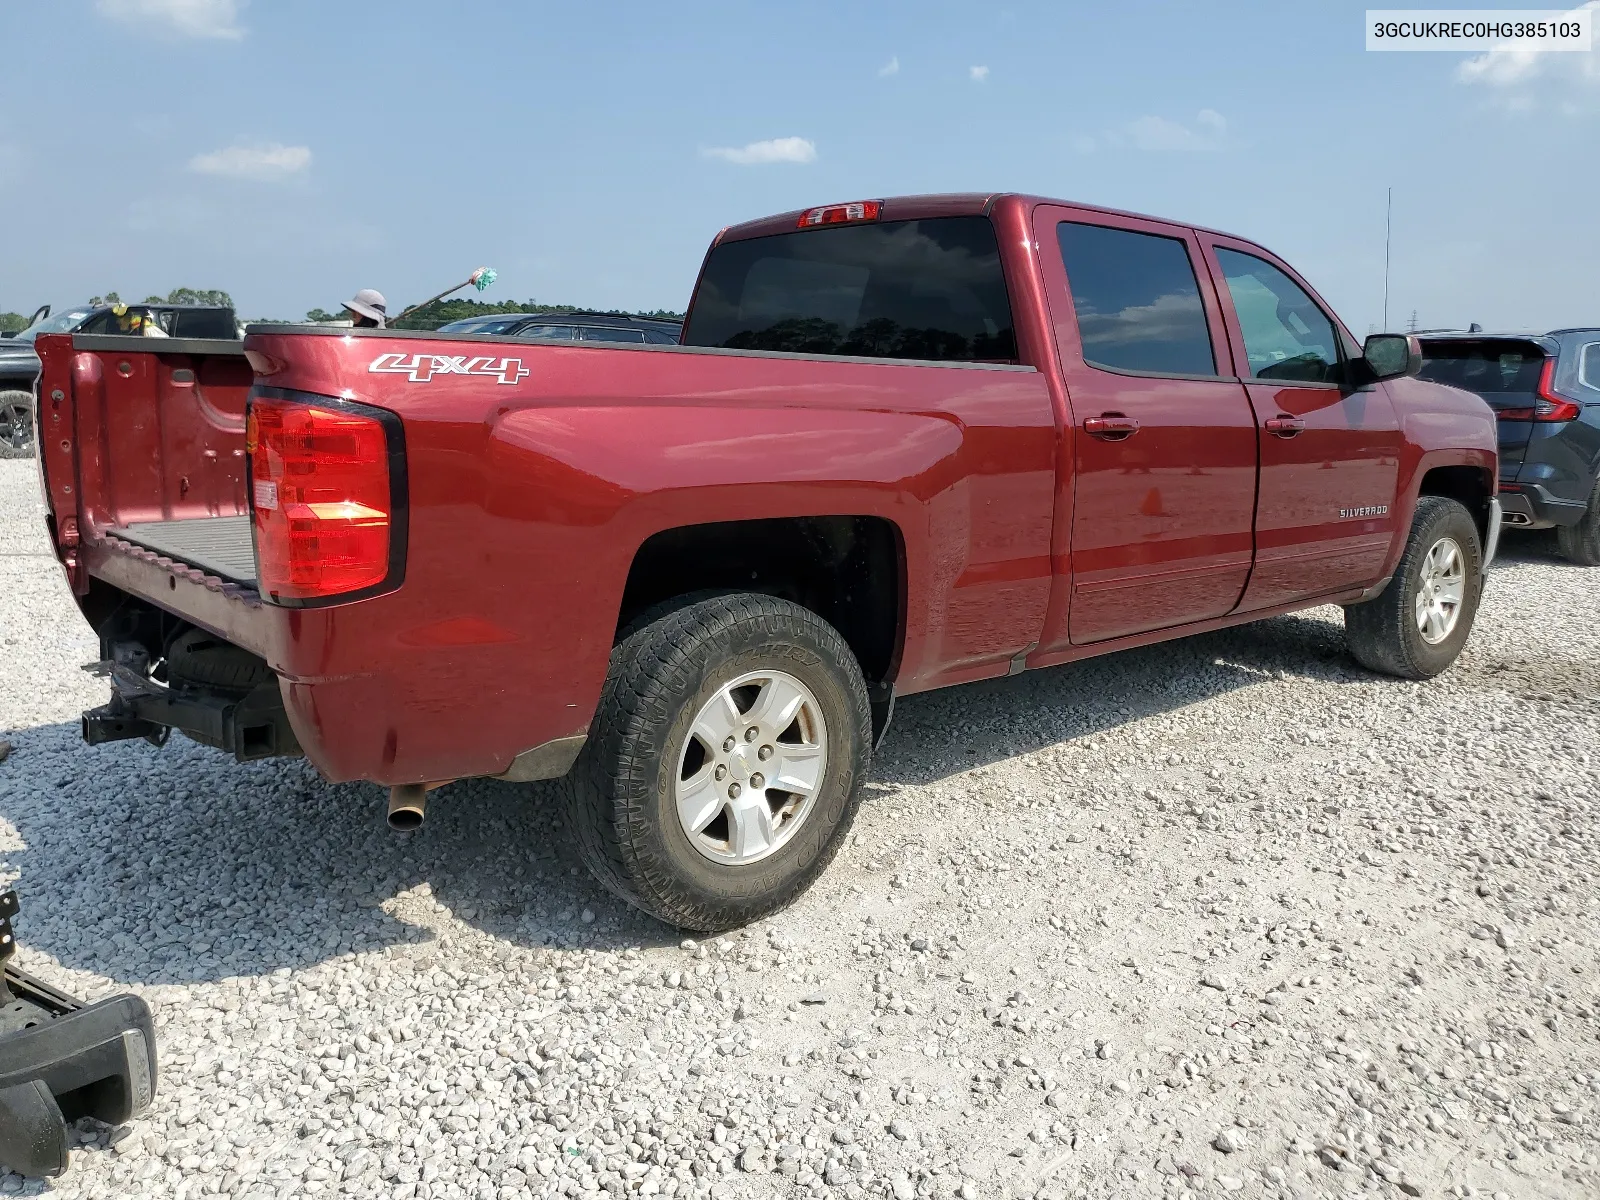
[1383,186,1392,331]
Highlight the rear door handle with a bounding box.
[1264,415,1305,438]
[1084,414,1140,440]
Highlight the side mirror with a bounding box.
[1362,333,1422,382]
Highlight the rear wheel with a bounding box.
[0,391,34,459]
[1344,496,1483,679]
[565,593,871,932]
[1556,479,1600,566]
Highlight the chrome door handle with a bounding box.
[1264,415,1305,438]
[1084,414,1140,440]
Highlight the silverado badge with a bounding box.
[1339,504,1389,519]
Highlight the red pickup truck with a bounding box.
[36,193,1500,931]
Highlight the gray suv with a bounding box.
[1417,328,1600,564]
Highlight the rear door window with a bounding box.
[1214,249,1341,384]
[1055,222,1215,375]
[575,326,647,343]
[1581,342,1600,391]
[170,309,238,338]
[682,216,1017,362]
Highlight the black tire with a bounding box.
[1344,496,1483,679]
[0,390,34,459]
[1556,479,1600,566]
[566,593,872,932]
[164,628,276,695]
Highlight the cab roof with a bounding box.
[715,191,1257,246]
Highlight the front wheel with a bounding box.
[565,593,872,932]
[0,391,34,459]
[1344,495,1483,679]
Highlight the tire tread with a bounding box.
[1345,495,1481,680]
[565,593,870,931]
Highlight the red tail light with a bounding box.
[798,200,882,228]
[246,394,405,604]
[1533,358,1581,422]
[1502,359,1582,422]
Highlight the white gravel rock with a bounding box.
[2,458,1599,1199]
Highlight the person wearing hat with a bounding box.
[342,289,387,328]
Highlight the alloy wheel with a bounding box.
[674,669,828,866]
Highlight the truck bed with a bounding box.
[107,517,256,586]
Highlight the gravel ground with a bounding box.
[1,455,1597,1200]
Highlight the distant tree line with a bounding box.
[3,291,684,334]
[385,298,685,331]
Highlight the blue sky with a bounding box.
[3,0,1597,332]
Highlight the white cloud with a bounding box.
[189,142,311,181]
[97,0,246,40]
[970,65,990,82]
[878,55,900,77]
[702,137,816,165]
[1457,1,1600,105]
[1086,109,1227,152]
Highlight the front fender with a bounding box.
[1379,397,1498,581]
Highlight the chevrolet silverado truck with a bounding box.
[35,194,1500,932]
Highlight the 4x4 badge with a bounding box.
[368,352,529,386]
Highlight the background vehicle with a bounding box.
[1417,328,1600,563]
[0,302,236,457]
[36,194,1498,932]
[436,310,682,344]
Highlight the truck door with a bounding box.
[1199,238,1403,610]
[1031,207,1258,649]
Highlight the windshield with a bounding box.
[14,308,93,344]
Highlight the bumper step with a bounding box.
[0,891,157,1179]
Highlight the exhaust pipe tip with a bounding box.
[387,784,428,832]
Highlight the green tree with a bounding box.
[304,307,344,323]
[0,312,27,334]
[164,287,233,308]
[87,291,122,307]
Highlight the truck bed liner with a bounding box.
[108,517,256,586]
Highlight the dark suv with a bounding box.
[435,310,682,344]
[1417,329,1600,564]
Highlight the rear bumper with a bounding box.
[1483,498,1502,570]
[0,893,157,1179]
[1499,484,1588,529]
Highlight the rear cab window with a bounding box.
[682,216,1017,363]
